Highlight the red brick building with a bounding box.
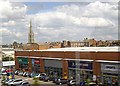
[15,47,119,84]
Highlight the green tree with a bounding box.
[32,77,40,86]
[2,56,14,61]
[1,75,6,86]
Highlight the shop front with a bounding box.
[44,59,62,78]
[101,63,119,85]
[18,57,28,71]
[32,59,40,73]
[68,60,93,81]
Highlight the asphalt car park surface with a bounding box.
[14,75,68,86]
[0,78,2,86]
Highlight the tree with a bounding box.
[1,75,6,86]
[32,77,40,86]
[2,56,14,61]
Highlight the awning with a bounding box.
[64,59,93,62]
[28,56,62,60]
[96,60,120,63]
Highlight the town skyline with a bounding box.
[1,0,119,44]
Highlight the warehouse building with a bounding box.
[15,47,119,84]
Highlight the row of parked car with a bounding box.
[14,70,98,86]
[1,78,30,86]
[14,70,50,81]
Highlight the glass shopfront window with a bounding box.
[101,63,119,85]
[32,59,40,73]
[44,59,62,78]
[18,57,28,71]
[45,67,62,78]
[68,60,93,81]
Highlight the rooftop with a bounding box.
[16,47,120,52]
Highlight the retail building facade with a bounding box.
[15,47,119,84]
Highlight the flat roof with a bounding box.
[16,47,120,52]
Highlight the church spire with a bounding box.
[28,20,34,44]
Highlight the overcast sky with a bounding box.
[0,0,119,44]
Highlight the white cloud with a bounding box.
[0,27,23,38]
[1,1,118,44]
[0,0,27,19]
[83,1,118,19]
[0,28,12,35]
[29,8,114,30]
[78,17,114,27]
[2,20,16,26]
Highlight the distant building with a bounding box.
[28,20,34,44]
[39,42,61,50]
[23,20,39,50]
[61,38,96,48]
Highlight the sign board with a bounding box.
[34,60,40,64]
[68,61,93,70]
[2,61,15,66]
[101,63,120,74]
[32,59,34,65]
[18,57,28,64]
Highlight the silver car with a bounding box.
[7,79,23,86]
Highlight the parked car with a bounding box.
[7,79,23,86]
[26,72,31,77]
[23,72,27,77]
[67,79,78,86]
[52,77,59,83]
[43,76,50,82]
[5,79,15,85]
[35,73,41,78]
[18,71,24,76]
[2,72,7,75]
[39,73,47,80]
[55,78,68,85]
[29,73,36,78]
[14,70,19,75]
[19,81,31,86]
[89,82,96,86]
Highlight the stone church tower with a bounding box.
[28,20,34,44]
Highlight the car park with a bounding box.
[89,82,96,86]
[1,79,9,84]
[29,73,36,78]
[14,70,19,75]
[55,78,68,85]
[18,71,23,76]
[23,72,27,77]
[43,76,50,82]
[35,73,41,78]
[26,72,31,77]
[18,81,31,86]
[2,72,7,75]
[5,79,15,85]
[52,77,59,83]
[7,79,23,86]
[39,73,47,80]
[67,79,80,86]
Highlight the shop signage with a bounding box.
[101,64,120,72]
[68,61,92,70]
[18,57,28,64]
[32,59,34,65]
[2,61,15,66]
[34,59,40,64]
